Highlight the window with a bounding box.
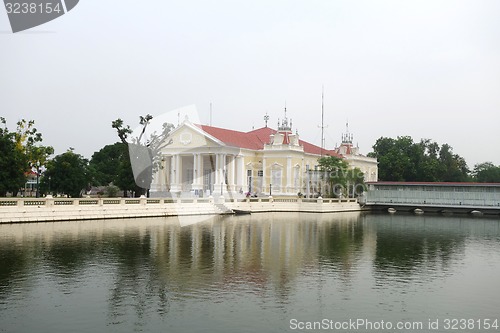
[271,168,282,192]
[294,167,300,191]
[257,170,263,177]
[247,170,253,193]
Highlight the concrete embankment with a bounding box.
[226,197,362,213]
[0,196,363,224]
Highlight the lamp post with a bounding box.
[306,165,310,198]
[269,183,272,196]
[35,161,40,198]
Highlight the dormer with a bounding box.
[273,132,284,145]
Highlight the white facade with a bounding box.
[151,118,378,197]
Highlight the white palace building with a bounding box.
[150,113,378,197]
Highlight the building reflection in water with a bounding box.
[0,212,499,329]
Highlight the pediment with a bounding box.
[162,122,224,151]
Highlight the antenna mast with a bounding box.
[320,86,325,156]
[210,102,212,126]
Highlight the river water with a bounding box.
[0,212,499,333]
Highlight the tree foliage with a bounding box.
[368,136,470,182]
[14,119,54,164]
[89,142,138,196]
[0,118,27,196]
[317,156,365,197]
[0,118,53,196]
[42,149,90,198]
[472,162,500,183]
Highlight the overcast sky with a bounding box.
[1,0,499,168]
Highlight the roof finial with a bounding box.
[264,112,269,128]
[342,119,353,144]
[278,102,292,131]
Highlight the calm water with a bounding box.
[1,213,500,333]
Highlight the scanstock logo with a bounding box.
[4,0,79,33]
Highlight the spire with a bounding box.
[264,112,269,127]
[278,104,291,131]
[342,120,353,144]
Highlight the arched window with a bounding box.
[271,164,283,193]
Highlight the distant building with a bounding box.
[333,123,378,183]
[150,112,377,197]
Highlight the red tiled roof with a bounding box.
[197,124,340,157]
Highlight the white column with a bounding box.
[237,155,244,191]
[151,168,160,192]
[214,154,220,186]
[170,155,175,190]
[170,154,181,192]
[192,153,197,188]
[198,153,204,187]
[222,154,227,185]
[176,155,181,186]
[230,155,236,191]
[165,156,171,191]
[158,157,166,192]
[287,157,292,194]
[192,153,203,191]
[261,158,266,193]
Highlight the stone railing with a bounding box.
[0,195,217,207]
[230,197,358,204]
[225,196,361,214]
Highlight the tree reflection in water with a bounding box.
[0,213,499,332]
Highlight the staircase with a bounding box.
[213,203,234,215]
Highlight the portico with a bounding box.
[151,151,247,197]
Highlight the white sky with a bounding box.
[1,0,499,168]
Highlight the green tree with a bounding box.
[318,156,362,197]
[14,119,54,165]
[0,118,53,196]
[472,162,500,182]
[0,118,26,196]
[368,136,470,182]
[346,167,366,197]
[437,144,469,182]
[368,136,415,181]
[89,142,127,186]
[42,149,90,198]
[89,142,138,197]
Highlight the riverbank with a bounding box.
[0,196,362,223]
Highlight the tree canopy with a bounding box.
[317,156,365,197]
[0,117,53,196]
[472,162,500,183]
[368,136,469,182]
[42,149,90,198]
[0,118,27,196]
[89,142,138,196]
